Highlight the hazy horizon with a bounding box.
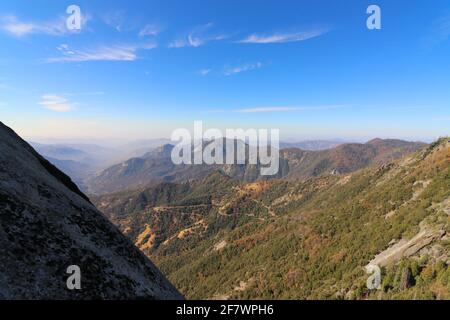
[23,132,436,148]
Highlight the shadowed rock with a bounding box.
[0,121,183,300]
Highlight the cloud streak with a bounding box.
[224,62,262,76]
[431,13,450,43]
[46,42,157,63]
[169,22,227,48]
[102,11,122,31]
[39,94,74,112]
[139,24,161,37]
[238,28,329,44]
[168,39,186,48]
[0,14,88,37]
[199,69,211,76]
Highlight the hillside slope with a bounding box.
[95,138,449,299]
[0,122,182,299]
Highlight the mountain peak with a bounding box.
[366,138,384,144]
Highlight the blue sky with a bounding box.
[0,0,449,142]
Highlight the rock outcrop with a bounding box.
[366,226,446,269]
[0,121,183,299]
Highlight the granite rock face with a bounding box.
[0,121,183,299]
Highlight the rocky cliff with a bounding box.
[0,121,182,299]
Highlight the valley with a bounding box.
[93,138,450,299]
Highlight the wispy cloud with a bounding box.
[438,16,450,40]
[46,42,157,63]
[238,28,329,44]
[188,34,204,47]
[139,24,161,37]
[199,68,211,76]
[169,22,227,48]
[224,62,262,76]
[168,39,186,48]
[101,10,127,32]
[235,105,343,113]
[39,94,74,112]
[428,13,450,45]
[0,14,88,37]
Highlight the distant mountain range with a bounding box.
[0,122,182,299]
[280,138,427,179]
[85,138,426,195]
[30,142,114,190]
[29,140,166,190]
[279,139,345,150]
[27,139,347,187]
[93,137,449,299]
